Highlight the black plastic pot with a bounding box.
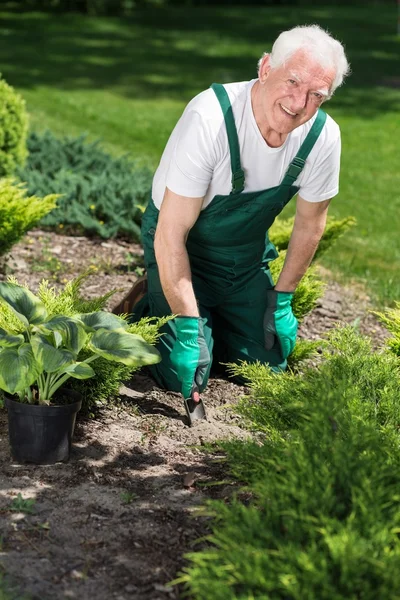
[4,390,82,465]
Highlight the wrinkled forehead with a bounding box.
[278,50,335,86]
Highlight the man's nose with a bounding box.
[291,89,308,111]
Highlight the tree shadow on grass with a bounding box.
[0,5,398,116]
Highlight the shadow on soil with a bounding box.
[0,374,245,600]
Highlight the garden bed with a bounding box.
[0,229,389,600]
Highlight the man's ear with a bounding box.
[259,53,271,84]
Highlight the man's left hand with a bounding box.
[264,290,298,359]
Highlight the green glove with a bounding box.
[170,316,211,399]
[264,290,298,359]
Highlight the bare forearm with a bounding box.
[275,223,325,292]
[154,234,199,317]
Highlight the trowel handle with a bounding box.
[190,383,201,403]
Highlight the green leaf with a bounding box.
[31,334,75,373]
[0,282,47,327]
[41,316,88,354]
[0,327,24,347]
[78,311,128,332]
[0,344,42,393]
[53,330,63,348]
[88,329,160,367]
[58,362,95,380]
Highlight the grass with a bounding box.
[0,4,399,303]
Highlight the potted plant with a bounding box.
[0,281,161,464]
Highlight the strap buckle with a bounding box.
[285,157,306,181]
[231,169,245,194]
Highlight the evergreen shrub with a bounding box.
[0,78,29,177]
[0,271,166,411]
[266,215,355,335]
[17,131,153,240]
[181,384,400,599]
[375,302,400,356]
[229,326,400,435]
[270,250,325,322]
[180,328,400,599]
[0,179,58,257]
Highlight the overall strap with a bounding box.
[281,109,327,187]
[211,83,245,194]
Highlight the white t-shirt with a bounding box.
[152,79,341,210]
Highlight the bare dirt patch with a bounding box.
[0,230,389,599]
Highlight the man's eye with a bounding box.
[288,79,296,85]
[314,93,323,100]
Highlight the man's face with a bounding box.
[258,51,335,135]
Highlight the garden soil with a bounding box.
[0,230,389,600]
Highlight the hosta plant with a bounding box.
[0,282,160,405]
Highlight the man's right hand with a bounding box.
[170,316,210,399]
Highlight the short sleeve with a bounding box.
[298,132,341,203]
[165,110,217,199]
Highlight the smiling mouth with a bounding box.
[279,104,297,117]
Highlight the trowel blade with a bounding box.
[184,385,207,426]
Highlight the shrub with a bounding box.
[179,328,400,599]
[180,383,400,600]
[270,250,325,323]
[0,78,29,177]
[374,302,400,356]
[229,326,400,436]
[269,215,356,260]
[0,271,166,411]
[17,131,153,240]
[0,179,58,257]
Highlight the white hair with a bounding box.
[257,24,350,96]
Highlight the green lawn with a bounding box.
[0,4,399,303]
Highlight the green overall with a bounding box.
[134,83,327,392]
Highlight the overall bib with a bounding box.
[134,83,326,392]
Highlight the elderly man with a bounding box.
[116,24,350,414]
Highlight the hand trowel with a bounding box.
[184,383,207,426]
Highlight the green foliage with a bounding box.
[37,270,118,317]
[230,326,400,436]
[0,573,30,600]
[0,78,28,177]
[0,275,161,405]
[17,131,152,240]
[8,493,35,514]
[374,302,400,356]
[71,315,170,411]
[0,270,117,334]
[287,338,320,368]
[0,272,167,410]
[181,386,400,599]
[269,215,356,260]
[0,179,57,257]
[270,250,325,323]
[180,328,400,598]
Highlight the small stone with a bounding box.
[183,472,196,488]
[70,569,84,580]
[154,583,174,593]
[124,584,138,593]
[10,258,28,270]
[90,513,108,520]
